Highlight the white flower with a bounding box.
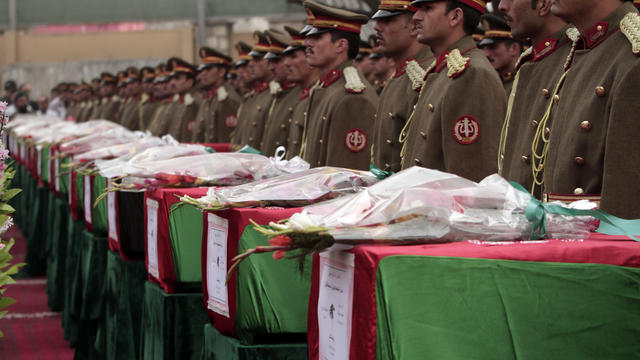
[0,216,13,235]
[288,210,320,231]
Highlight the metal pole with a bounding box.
[8,0,16,31]
[196,0,206,49]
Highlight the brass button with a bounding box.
[288,107,293,112]
[322,116,327,121]
[319,139,323,144]
[303,112,307,116]
[522,155,530,164]
[249,137,254,141]
[553,94,560,104]
[388,112,394,118]
[293,140,299,145]
[294,121,299,125]
[280,124,286,129]
[252,121,257,127]
[385,163,390,168]
[531,120,538,128]
[420,131,427,139]
[541,89,550,98]
[257,106,262,111]
[288,118,292,123]
[544,41,551,47]
[580,121,591,131]
[544,127,551,137]
[596,25,603,31]
[428,104,434,112]
[414,158,422,165]
[595,86,606,97]
[575,156,585,166]
[386,139,393,145]
[276,141,280,145]
[574,187,585,195]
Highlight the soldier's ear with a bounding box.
[538,0,553,16]
[334,37,349,56]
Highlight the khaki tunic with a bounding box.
[76,101,93,123]
[232,82,272,149]
[286,88,312,159]
[400,36,506,182]
[120,96,143,130]
[544,3,640,219]
[167,91,202,143]
[260,84,301,157]
[147,97,173,137]
[372,47,434,173]
[138,94,157,131]
[191,84,242,143]
[302,61,379,170]
[98,95,122,122]
[89,99,104,121]
[500,26,573,197]
[66,102,80,122]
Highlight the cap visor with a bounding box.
[372,9,405,19]
[264,52,281,60]
[305,27,331,37]
[197,63,214,72]
[283,45,304,54]
[478,38,497,47]
[300,24,314,35]
[248,50,266,57]
[369,53,383,59]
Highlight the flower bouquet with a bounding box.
[178,167,379,210]
[58,126,138,158]
[228,167,602,276]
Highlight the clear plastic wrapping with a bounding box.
[181,167,379,209]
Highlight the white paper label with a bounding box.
[107,181,118,242]
[206,213,230,317]
[83,175,92,224]
[54,158,60,192]
[146,198,160,279]
[318,251,355,360]
[36,148,42,177]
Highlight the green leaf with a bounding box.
[0,203,15,214]
[1,188,21,201]
[0,297,16,310]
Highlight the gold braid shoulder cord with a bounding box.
[298,80,321,159]
[399,59,437,162]
[530,27,580,195]
[497,47,532,175]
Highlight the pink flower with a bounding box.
[269,235,292,247]
[272,250,287,260]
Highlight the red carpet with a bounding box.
[0,226,74,360]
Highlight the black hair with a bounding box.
[445,1,482,35]
[330,30,361,59]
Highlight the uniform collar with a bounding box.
[300,87,311,100]
[532,26,573,62]
[206,86,218,99]
[319,60,352,88]
[578,2,636,50]
[253,81,269,94]
[393,47,435,79]
[433,36,476,74]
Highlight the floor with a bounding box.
[0,226,74,360]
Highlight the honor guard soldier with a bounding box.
[115,70,129,123]
[260,28,302,156]
[147,62,174,136]
[232,32,274,150]
[97,72,121,122]
[400,0,506,182]
[542,0,640,219]
[370,0,433,173]
[368,35,396,94]
[119,67,144,130]
[232,41,254,96]
[354,39,376,84]
[74,82,94,123]
[283,25,320,159]
[300,0,379,170]
[140,65,166,131]
[137,66,156,130]
[478,13,522,95]
[165,57,201,142]
[191,47,242,143]
[65,82,80,121]
[497,0,571,198]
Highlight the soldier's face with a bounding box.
[142,81,154,94]
[249,57,269,82]
[173,74,194,93]
[268,57,289,83]
[374,13,416,56]
[482,41,518,73]
[413,2,452,46]
[372,56,395,77]
[284,49,311,83]
[354,57,375,78]
[549,0,583,22]
[304,32,337,68]
[499,0,545,40]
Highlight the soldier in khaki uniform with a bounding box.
[164,58,201,142]
[65,83,80,122]
[368,36,396,94]
[400,0,506,182]
[370,0,433,173]
[283,25,320,159]
[74,82,94,123]
[232,42,254,97]
[497,0,570,197]
[542,0,640,219]
[191,47,242,143]
[115,70,129,124]
[147,63,174,136]
[138,65,162,131]
[260,29,303,156]
[118,67,144,130]
[354,40,376,84]
[232,32,274,150]
[97,72,122,122]
[300,0,379,170]
[478,14,521,95]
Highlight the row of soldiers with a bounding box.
[60,0,640,220]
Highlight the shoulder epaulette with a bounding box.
[446,49,470,78]
[141,93,150,104]
[112,95,121,102]
[620,12,640,55]
[184,93,195,106]
[405,60,426,90]
[515,46,533,70]
[217,86,229,102]
[564,26,580,70]
[172,94,180,103]
[343,66,366,94]
[269,80,282,95]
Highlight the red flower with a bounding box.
[269,235,292,247]
[272,250,287,260]
[181,175,198,184]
